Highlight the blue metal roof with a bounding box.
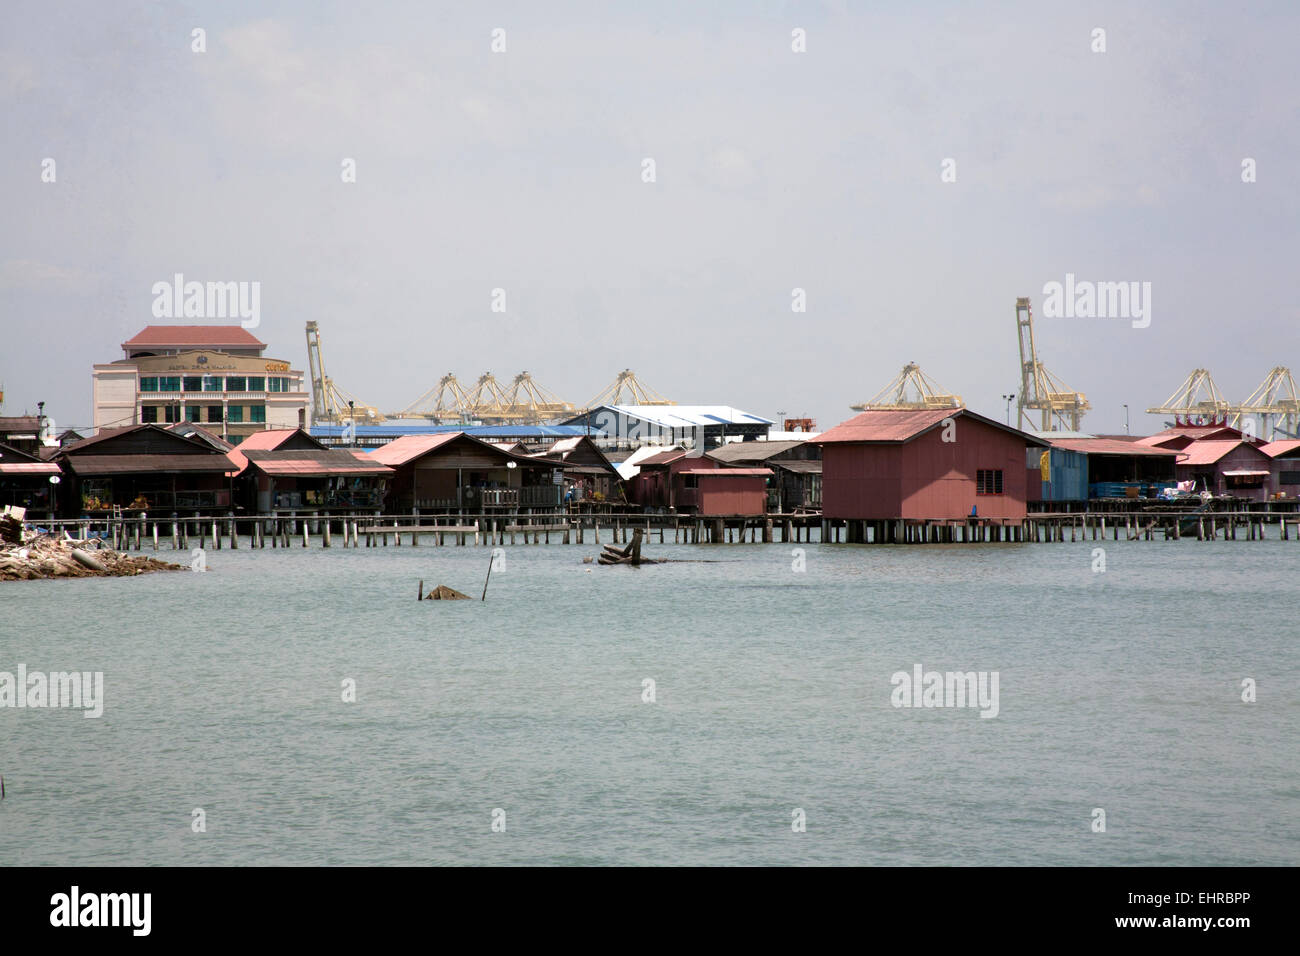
[310,423,602,439]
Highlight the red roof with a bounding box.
[639,450,688,466]
[1136,425,1241,447]
[224,429,302,474]
[1047,438,1178,457]
[1261,439,1300,459]
[680,467,773,476]
[366,433,465,466]
[1176,440,1254,466]
[122,325,266,349]
[240,450,393,477]
[815,408,1046,446]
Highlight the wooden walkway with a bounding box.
[26,507,1300,551]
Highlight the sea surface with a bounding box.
[2,535,1297,866]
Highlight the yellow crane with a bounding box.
[503,372,574,421]
[850,362,962,411]
[304,321,385,424]
[584,369,674,409]
[1015,297,1090,431]
[1227,367,1300,439]
[391,374,471,423]
[1145,368,1231,425]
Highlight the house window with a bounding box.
[207,405,223,423]
[249,405,266,423]
[163,404,180,423]
[246,376,265,391]
[183,376,203,392]
[1277,470,1300,485]
[268,377,283,392]
[185,405,201,422]
[158,376,181,392]
[683,474,699,489]
[225,376,246,391]
[140,377,159,392]
[227,405,243,423]
[140,406,158,423]
[203,375,223,391]
[976,469,1004,495]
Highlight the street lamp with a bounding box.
[347,400,356,447]
[1123,404,1130,435]
[1001,393,1016,426]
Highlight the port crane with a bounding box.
[1227,367,1300,439]
[304,321,386,425]
[851,362,962,411]
[1145,368,1231,425]
[582,369,674,409]
[1015,297,1090,431]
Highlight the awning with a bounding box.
[1223,470,1270,477]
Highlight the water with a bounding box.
[2,537,1297,865]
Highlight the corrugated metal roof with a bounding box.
[62,454,236,475]
[312,423,600,440]
[54,423,216,456]
[708,439,809,462]
[0,416,42,433]
[638,450,687,466]
[1136,425,1241,446]
[1261,439,1300,458]
[224,429,308,474]
[815,408,955,443]
[1047,438,1179,456]
[767,459,821,473]
[0,462,60,475]
[1176,440,1251,465]
[242,450,394,477]
[1222,469,1270,477]
[680,467,773,476]
[122,325,266,348]
[365,433,464,465]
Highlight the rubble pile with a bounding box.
[0,532,185,581]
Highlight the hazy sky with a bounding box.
[3,0,1297,435]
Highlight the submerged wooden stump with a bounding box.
[422,584,471,601]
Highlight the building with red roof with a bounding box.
[1174,439,1273,501]
[93,325,308,442]
[814,408,1048,524]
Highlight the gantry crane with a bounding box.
[583,369,674,409]
[1228,367,1300,439]
[1145,368,1231,425]
[503,372,574,420]
[851,362,962,411]
[392,374,471,423]
[1015,297,1090,431]
[304,321,385,424]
